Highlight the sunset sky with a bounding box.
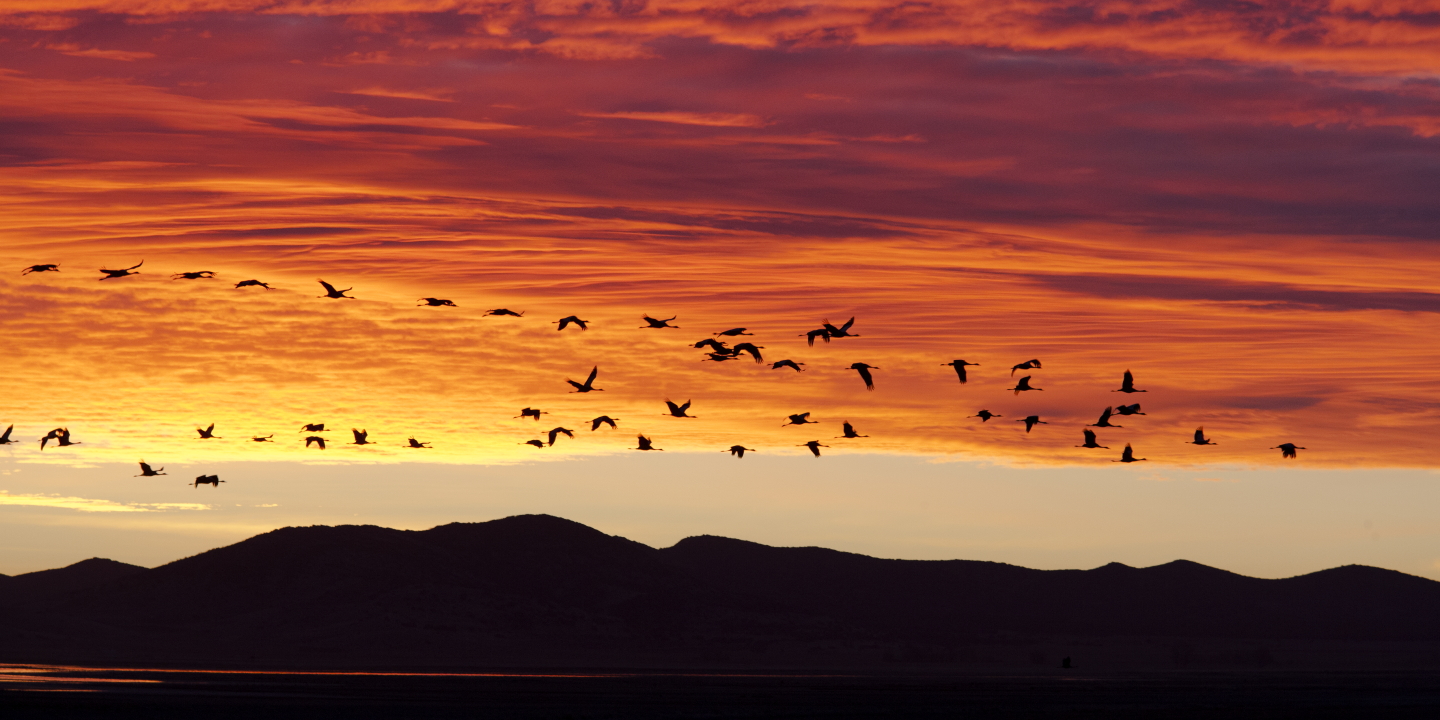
[2,1,1438,579]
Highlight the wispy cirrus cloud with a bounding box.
[0,492,210,513]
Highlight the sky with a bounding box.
[1,0,1438,579]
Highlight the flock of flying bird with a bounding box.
[9,262,1311,487]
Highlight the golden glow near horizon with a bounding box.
[1,1,1438,579]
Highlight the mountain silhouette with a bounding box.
[1,515,1436,670]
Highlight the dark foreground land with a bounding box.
[3,665,1440,719]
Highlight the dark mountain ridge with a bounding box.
[2,514,1436,670]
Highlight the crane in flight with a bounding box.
[485,308,524,317]
[772,360,805,372]
[942,360,979,384]
[783,412,818,427]
[972,410,1001,422]
[300,423,326,433]
[1009,376,1041,395]
[634,435,662,451]
[1189,428,1216,445]
[801,328,831,346]
[590,416,618,431]
[664,400,695,418]
[727,445,755,458]
[694,338,730,353]
[547,427,574,446]
[800,440,829,457]
[733,343,764,363]
[251,435,274,442]
[1017,415,1047,433]
[99,261,143,280]
[1114,370,1147,393]
[837,421,868,439]
[641,315,678,329]
[567,366,603,393]
[418,297,457,307]
[172,271,216,280]
[554,315,589,331]
[193,474,224,488]
[1076,429,1107,448]
[516,408,548,421]
[822,317,858,338]
[1011,359,1041,376]
[847,362,879,390]
[1089,407,1122,428]
[350,429,373,445]
[196,423,220,439]
[1273,443,1305,459]
[304,436,327,450]
[406,437,432,449]
[135,461,166,477]
[235,279,271,289]
[1115,444,1147,463]
[0,425,15,444]
[22,264,59,275]
[317,279,353,299]
[715,328,752,337]
[1115,404,1145,416]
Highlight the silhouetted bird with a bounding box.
[972,410,1001,422]
[1017,415,1047,433]
[1115,443,1147,462]
[942,359,979,383]
[1114,369,1147,393]
[641,315,678,329]
[554,315,588,331]
[516,408,547,420]
[847,362,879,390]
[664,400,695,418]
[418,297,457,307]
[547,427,574,446]
[715,328,752,337]
[172,271,215,280]
[634,435,662,451]
[196,423,220,439]
[1089,407,1122,428]
[99,261,143,280]
[1115,404,1145,416]
[783,412,817,427]
[0,425,14,444]
[1011,359,1041,376]
[39,428,63,451]
[837,421,868,439]
[703,352,739,363]
[1273,443,1305,459]
[1009,376,1041,394]
[21,264,58,275]
[567,366,603,393]
[304,436,326,450]
[733,343,764,363]
[694,338,730,353]
[590,416,618,431]
[772,359,805,372]
[800,440,829,457]
[300,423,326,433]
[1076,429,1107,449]
[727,445,754,458]
[802,328,831,346]
[135,461,166,477]
[523,439,546,448]
[251,435,273,442]
[317,279,353,299]
[1190,427,1216,445]
[54,428,80,448]
[235,279,271,289]
[822,317,858,338]
[485,308,524,317]
[193,474,224,488]
[350,429,372,445]
[406,437,432,448]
